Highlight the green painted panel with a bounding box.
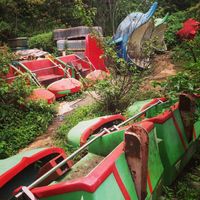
[67,118,100,146]
[155,117,185,167]
[127,99,151,117]
[0,148,46,175]
[146,184,150,200]
[146,129,164,199]
[92,173,125,200]
[41,191,88,200]
[115,154,138,200]
[173,110,188,145]
[145,100,174,119]
[149,178,163,200]
[194,121,200,138]
[89,130,125,156]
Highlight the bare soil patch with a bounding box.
[140,52,180,91]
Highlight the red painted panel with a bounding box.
[0,148,66,188]
[28,88,55,104]
[32,143,124,198]
[133,121,154,133]
[47,78,82,98]
[20,59,65,77]
[147,171,153,194]
[80,114,126,146]
[57,54,91,70]
[85,35,107,72]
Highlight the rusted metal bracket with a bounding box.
[125,125,149,200]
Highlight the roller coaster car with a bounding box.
[1,93,200,200]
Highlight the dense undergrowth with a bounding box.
[0,47,56,159]
[0,102,55,159]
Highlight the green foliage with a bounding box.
[0,45,55,159]
[0,0,77,39]
[159,34,200,100]
[28,32,55,52]
[0,46,33,104]
[0,46,16,74]
[154,72,195,100]
[165,2,200,49]
[0,101,55,158]
[172,34,200,63]
[91,0,147,35]
[164,11,186,48]
[73,0,97,26]
[92,37,143,113]
[0,21,11,41]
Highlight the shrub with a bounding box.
[172,34,200,63]
[165,11,187,48]
[73,0,97,26]
[0,46,33,105]
[28,32,55,52]
[0,101,56,158]
[92,37,143,114]
[0,46,56,159]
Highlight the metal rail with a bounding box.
[14,99,163,199]
[14,62,42,87]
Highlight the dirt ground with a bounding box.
[20,53,179,152]
[140,52,178,91]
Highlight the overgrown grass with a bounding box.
[0,101,56,159]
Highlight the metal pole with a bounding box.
[15,99,163,199]
[116,99,163,128]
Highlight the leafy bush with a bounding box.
[0,46,56,159]
[73,0,97,26]
[0,46,33,104]
[162,149,200,200]
[172,34,200,63]
[165,3,200,49]
[165,11,186,48]
[92,37,143,113]
[0,21,11,41]
[28,32,55,52]
[155,72,195,99]
[0,101,56,158]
